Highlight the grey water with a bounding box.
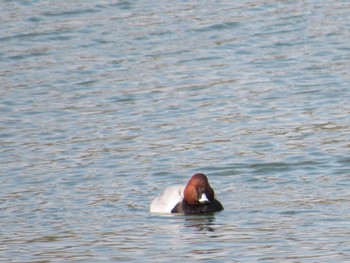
[1,0,350,262]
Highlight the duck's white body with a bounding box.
[150,186,185,213]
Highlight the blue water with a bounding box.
[1,0,350,262]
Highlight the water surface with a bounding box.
[1,0,350,262]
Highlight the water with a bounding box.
[1,0,350,262]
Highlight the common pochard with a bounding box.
[150,173,224,214]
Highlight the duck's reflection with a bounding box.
[183,213,217,232]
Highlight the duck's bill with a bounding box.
[199,193,210,204]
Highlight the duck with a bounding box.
[150,173,224,214]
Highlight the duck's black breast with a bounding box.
[171,199,224,214]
